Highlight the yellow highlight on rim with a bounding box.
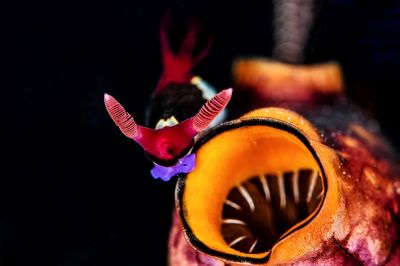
[183,126,319,259]
[178,108,341,264]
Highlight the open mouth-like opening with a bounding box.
[222,168,323,254]
[176,117,327,263]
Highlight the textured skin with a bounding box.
[300,101,400,265]
[323,126,400,265]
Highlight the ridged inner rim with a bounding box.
[176,119,328,264]
[222,168,323,253]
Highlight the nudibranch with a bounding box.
[104,11,231,180]
[169,60,400,265]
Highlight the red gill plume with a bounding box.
[155,11,212,94]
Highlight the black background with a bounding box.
[2,0,400,265]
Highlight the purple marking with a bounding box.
[150,153,196,181]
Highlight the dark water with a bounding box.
[2,0,400,265]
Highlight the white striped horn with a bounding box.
[191,88,232,132]
[104,93,142,140]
